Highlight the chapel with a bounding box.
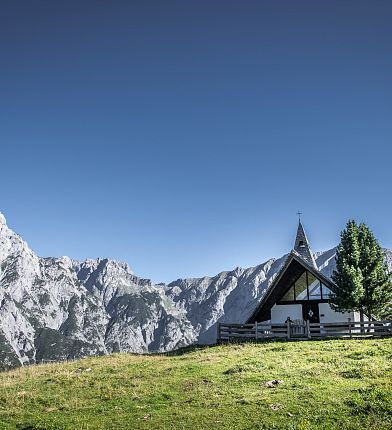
[247,220,361,324]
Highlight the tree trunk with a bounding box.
[367,307,373,333]
[360,309,365,333]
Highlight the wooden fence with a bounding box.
[217,319,392,342]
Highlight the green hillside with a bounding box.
[0,339,391,430]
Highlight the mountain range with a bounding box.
[1,212,391,370]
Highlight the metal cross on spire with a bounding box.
[296,211,302,223]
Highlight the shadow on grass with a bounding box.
[164,335,392,357]
[162,344,214,356]
[162,338,289,357]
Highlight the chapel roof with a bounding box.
[246,221,336,323]
[294,221,317,268]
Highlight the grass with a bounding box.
[0,338,391,429]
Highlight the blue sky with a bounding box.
[1,1,391,282]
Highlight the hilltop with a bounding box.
[0,338,391,429]
[1,212,392,368]
[0,213,327,368]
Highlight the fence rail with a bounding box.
[217,319,392,342]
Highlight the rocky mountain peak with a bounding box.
[0,212,6,226]
[0,214,390,370]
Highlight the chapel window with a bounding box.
[281,284,295,301]
[294,272,308,300]
[279,270,331,302]
[308,272,322,300]
[322,284,332,298]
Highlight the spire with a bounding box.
[294,220,317,268]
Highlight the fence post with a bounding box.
[216,322,220,343]
[255,322,258,341]
[287,319,291,340]
[348,318,352,338]
[306,319,311,339]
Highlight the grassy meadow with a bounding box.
[0,338,391,430]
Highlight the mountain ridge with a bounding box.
[1,213,390,369]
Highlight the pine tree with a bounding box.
[331,220,364,314]
[357,223,392,318]
[331,220,392,319]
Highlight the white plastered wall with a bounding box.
[270,304,302,323]
[270,302,356,324]
[319,303,355,323]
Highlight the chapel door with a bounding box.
[302,302,320,323]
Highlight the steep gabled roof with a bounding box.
[294,221,317,268]
[246,251,336,323]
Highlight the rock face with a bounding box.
[0,214,195,369]
[0,213,391,370]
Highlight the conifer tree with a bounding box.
[331,220,364,313]
[331,220,392,319]
[357,222,392,318]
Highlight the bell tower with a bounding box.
[294,214,317,268]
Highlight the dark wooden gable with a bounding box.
[246,251,336,323]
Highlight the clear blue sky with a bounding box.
[1,1,391,282]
